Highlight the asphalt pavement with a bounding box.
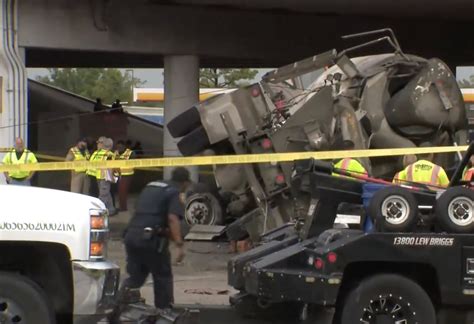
[106,198,334,324]
[107,198,237,307]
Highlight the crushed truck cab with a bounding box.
[0,185,119,324]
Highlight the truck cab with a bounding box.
[0,185,119,324]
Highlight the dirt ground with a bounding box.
[107,199,237,307]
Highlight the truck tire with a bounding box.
[166,106,202,138]
[369,186,418,232]
[177,126,211,156]
[0,272,55,324]
[339,274,435,324]
[436,187,474,233]
[185,193,223,225]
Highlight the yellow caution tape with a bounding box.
[0,149,64,161]
[36,153,64,161]
[0,145,467,173]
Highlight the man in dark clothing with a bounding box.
[119,167,191,311]
[94,98,105,112]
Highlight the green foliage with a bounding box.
[199,68,258,88]
[36,68,143,104]
[459,75,474,88]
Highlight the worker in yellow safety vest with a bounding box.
[333,157,368,178]
[86,136,107,198]
[94,137,118,215]
[396,149,449,190]
[393,154,417,185]
[66,137,91,194]
[462,156,474,182]
[2,137,38,186]
[115,140,135,211]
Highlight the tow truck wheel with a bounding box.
[369,187,418,232]
[436,187,474,233]
[185,193,223,225]
[339,274,435,324]
[0,272,55,324]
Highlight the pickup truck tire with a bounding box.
[369,187,418,232]
[0,272,55,324]
[339,274,435,324]
[436,187,474,233]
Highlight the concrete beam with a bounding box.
[166,0,474,20]
[19,0,474,68]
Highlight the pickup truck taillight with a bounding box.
[89,209,109,260]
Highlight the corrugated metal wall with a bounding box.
[27,79,164,191]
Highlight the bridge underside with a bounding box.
[1,0,472,185]
[20,0,474,68]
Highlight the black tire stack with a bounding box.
[368,186,473,234]
[368,186,419,232]
[436,187,474,233]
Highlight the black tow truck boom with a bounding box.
[228,143,474,324]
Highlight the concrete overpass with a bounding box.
[0,0,472,182]
[20,0,474,68]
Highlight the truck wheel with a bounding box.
[167,106,202,138]
[185,193,223,225]
[436,187,474,233]
[339,274,435,324]
[177,126,211,156]
[369,187,418,232]
[0,272,55,324]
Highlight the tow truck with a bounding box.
[228,142,474,324]
[111,143,472,324]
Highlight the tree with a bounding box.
[199,68,258,88]
[36,68,143,104]
[459,75,474,88]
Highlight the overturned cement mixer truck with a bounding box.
[167,29,468,241]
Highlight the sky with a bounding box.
[27,66,474,88]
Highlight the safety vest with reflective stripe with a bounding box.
[392,171,402,184]
[332,158,368,178]
[118,148,134,176]
[69,147,90,173]
[2,149,38,179]
[86,149,114,179]
[463,167,474,182]
[400,160,449,188]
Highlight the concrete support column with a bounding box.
[163,55,199,182]
[0,0,27,184]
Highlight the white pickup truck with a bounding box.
[0,185,120,324]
